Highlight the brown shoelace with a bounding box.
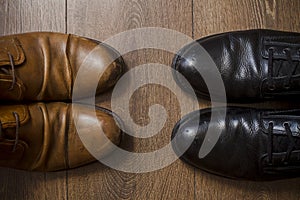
[0,52,16,90]
[0,112,20,152]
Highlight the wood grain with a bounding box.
[194,0,300,199]
[0,0,65,35]
[0,0,67,200]
[67,0,195,199]
[1,0,300,199]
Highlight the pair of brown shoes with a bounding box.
[0,32,125,171]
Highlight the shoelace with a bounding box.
[267,48,300,90]
[0,52,16,90]
[267,121,297,165]
[0,112,20,152]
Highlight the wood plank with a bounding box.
[194,0,300,199]
[196,172,300,200]
[0,0,67,199]
[193,0,265,38]
[264,0,300,31]
[193,0,300,38]
[0,0,65,35]
[67,0,195,199]
[1,0,299,199]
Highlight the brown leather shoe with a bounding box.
[0,102,122,171]
[0,32,125,101]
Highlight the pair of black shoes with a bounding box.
[171,29,300,181]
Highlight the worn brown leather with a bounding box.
[0,102,121,171]
[0,32,125,101]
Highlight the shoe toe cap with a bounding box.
[172,107,263,180]
[172,43,209,98]
[172,109,234,178]
[67,105,122,169]
[69,35,125,99]
[172,109,210,162]
[172,40,230,100]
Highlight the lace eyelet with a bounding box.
[267,83,276,91]
[283,48,290,54]
[268,121,274,126]
[268,47,274,52]
[283,84,291,90]
[283,122,290,127]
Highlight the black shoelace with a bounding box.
[0,112,20,152]
[267,48,300,90]
[267,121,297,165]
[0,52,16,90]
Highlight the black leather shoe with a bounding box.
[172,29,300,102]
[171,107,300,181]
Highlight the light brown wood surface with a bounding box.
[0,0,300,199]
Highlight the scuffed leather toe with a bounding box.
[172,29,300,102]
[171,109,209,165]
[172,107,300,181]
[0,102,122,172]
[0,32,125,101]
[172,107,259,179]
[67,35,125,99]
[172,46,209,98]
[68,104,122,170]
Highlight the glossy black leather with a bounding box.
[172,29,300,102]
[171,107,300,181]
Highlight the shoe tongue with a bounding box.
[0,105,30,129]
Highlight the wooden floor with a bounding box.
[1,0,300,199]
